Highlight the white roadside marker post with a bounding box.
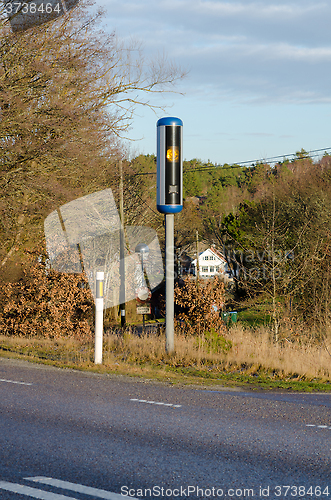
[94,271,104,364]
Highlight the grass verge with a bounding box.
[1,324,331,392]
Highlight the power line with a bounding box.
[130,146,331,176]
[196,146,331,172]
[130,187,161,218]
[115,145,331,224]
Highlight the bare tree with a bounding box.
[0,2,185,278]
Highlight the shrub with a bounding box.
[174,277,226,337]
[0,249,94,340]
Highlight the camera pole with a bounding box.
[156,117,183,354]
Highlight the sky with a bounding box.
[95,0,331,165]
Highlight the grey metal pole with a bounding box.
[141,253,145,336]
[165,213,175,353]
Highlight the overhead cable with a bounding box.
[130,146,331,176]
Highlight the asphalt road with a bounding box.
[0,358,331,500]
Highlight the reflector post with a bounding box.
[94,271,104,364]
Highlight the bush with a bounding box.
[174,277,226,336]
[0,249,94,340]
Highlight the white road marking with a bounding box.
[130,398,181,408]
[26,477,127,500]
[306,424,331,429]
[0,378,32,386]
[0,481,76,499]
[0,478,138,500]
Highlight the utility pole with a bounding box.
[119,159,126,329]
[196,230,200,282]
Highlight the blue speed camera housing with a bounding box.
[156,117,183,214]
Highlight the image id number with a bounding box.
[275,485,330,496]
[5,2,61,14]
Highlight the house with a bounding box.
[191,247,228,278]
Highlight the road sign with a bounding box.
[136,286,152,303]
[136,304,151,315]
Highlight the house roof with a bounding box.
[209,246,227,261]
[191,247,226,265]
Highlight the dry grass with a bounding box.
[225,324,331,380]
[100,325,331,380]
[1,323,331,383]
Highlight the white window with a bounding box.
[209,266,214,273]
[202,267,208,272]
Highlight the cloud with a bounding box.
[99,0,331,104]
